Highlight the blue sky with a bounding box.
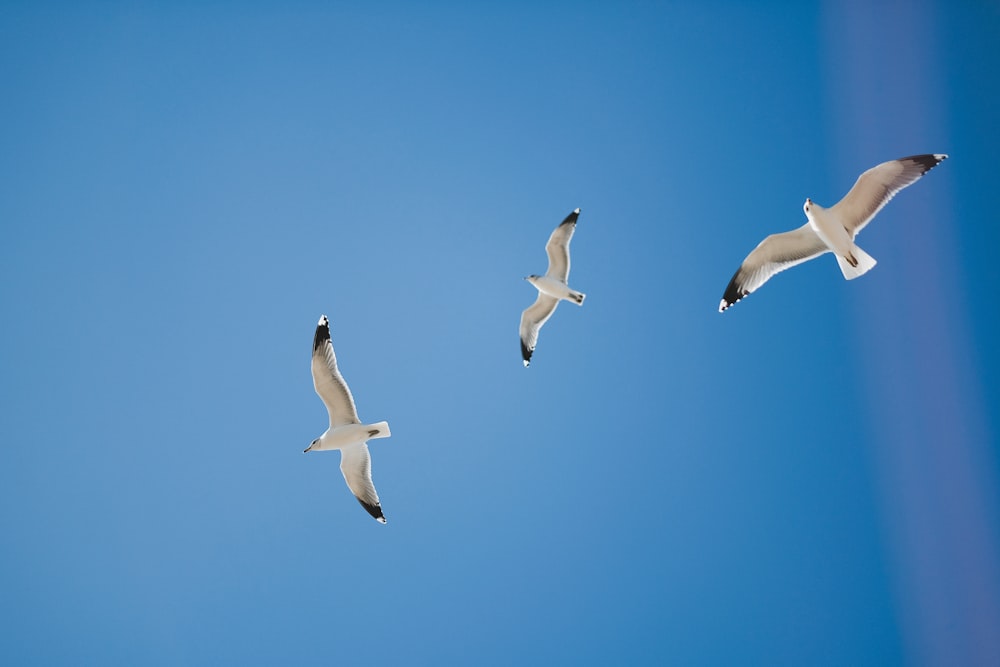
[2,2,999,665]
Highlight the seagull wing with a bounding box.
[519,293,560,366]
[831,154,948,238]
[340,443,385,523]
[719,223,829,312]
[311,315,361,427]
[544,208,580,282]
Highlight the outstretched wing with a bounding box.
[340,443,385,523]
[311,315,361,427]
[719,223,829,312]
[519,293,560,366]
[831,154,948,238]
[544,208,580,282]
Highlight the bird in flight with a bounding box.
[719,153,948,312]
[519,208,587,367]
[305,315,391,523]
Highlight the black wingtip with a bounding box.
[559,208,580,227]
[357,497,386,523]
[719,271,748,313]
[900,153,948,174]
[521,340,533,367]
[313,315,331,352]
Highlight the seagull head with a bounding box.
[803,198,813,216]
[304,438,318,453]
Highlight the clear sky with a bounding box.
[2,2,999,665]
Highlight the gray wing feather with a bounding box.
[312,318,361,427]
[340,443,384,523]
[519,293,560,362]
[719,224,829,311]
[831,154,948,238]
[544,216,577,282]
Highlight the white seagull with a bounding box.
[719,153,948,312]
[305,315,391,523]
[520,208,586,367]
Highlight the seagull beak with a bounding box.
[304,445,312,453]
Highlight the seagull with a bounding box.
[719,153,948,312]
[304,315,391,523]
[520,208,586,367]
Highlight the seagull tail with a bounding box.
[836,246,877,281]
[569,290,586,306]
[366,421,391,440]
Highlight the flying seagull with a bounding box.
[305,315,391,523]
[520,208,586,367]
[719,153,948,312]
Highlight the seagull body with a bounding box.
[520,208,586,367]
[305,314,391,524]
[719,153,948,312]
[526,275,581,302]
